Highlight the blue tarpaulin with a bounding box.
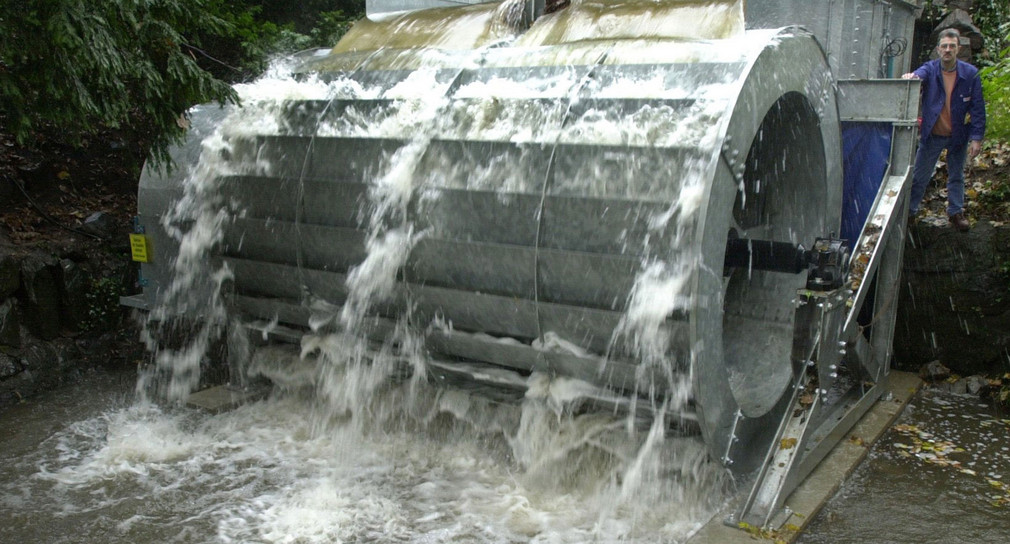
[841,122,893,244]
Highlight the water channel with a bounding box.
[1,366,726,543]
[2,367,1006,543]
[5,13,1006,541]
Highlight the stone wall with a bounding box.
[894,222,1010,375]
[0,245,133,406]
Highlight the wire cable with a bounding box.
[4,177,106,241]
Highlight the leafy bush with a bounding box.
[197,2,362,81]
[975,2,1010,143]
[84,276,126,333]
[981,30,1010,143]
[0,1,363,168]
[976,175,1010,218]
[0,0,239,164]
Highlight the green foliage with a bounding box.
[312,10,359,48]
[0,0,238,165]
[84,276,125,333]
[973,1,1010,143]
[977,175,1010,214]
[197,1,362,81]
[973,0,1010,65]
[982,30,1010,143]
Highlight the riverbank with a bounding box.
[1,169,144,408]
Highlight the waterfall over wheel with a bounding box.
[126,0,921,532]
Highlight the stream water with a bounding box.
[7,10,1006,542]
[67,35,743,542]
[2,369,1007,543]
[0,368,726,543]
[799,388,1010,544]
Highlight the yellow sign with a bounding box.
[130,234,150,263]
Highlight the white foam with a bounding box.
[132,21,749,543]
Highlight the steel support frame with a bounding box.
[731,79,918,530]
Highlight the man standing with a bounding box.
[902,28,986,231]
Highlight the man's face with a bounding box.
[937,37,959,63]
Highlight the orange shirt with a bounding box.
[932,69,957,137]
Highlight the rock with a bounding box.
[919,360,951,381]
[933,8,983,58]
[0,351,21,379]
[0,298,20,347]
[964,375,989,396]
[947,375,990,396]
[0,369,36,404]
[0,338,84,408]
[946,1,974,9]
[80,211,116,239]
[18,341,75,392]
[0,250,19,299]
[60,259,88,331]
[20,255,62,340]
[895,222,1010,376]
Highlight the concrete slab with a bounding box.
[689,371,922,543]
[186,384,269,413]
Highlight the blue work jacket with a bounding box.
[911,59,986,147]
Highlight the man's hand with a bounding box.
[901,73,919,80]
[969,140,982,158]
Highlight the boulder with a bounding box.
[963,374,989,395]
[0,250,19,299]
[81,211,116,239]
[919,360,952,381]
[950,378,969,395]
[0,351,20,380]
[60,259,89,331]
[0,298,20,347]
[19,254,62,340]
[932,8,983,58]
[0,369,36,404]
[17,341,77,392]
[895,222,1010,376]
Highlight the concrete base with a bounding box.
[689,371,922,543]
[186,384,270,413]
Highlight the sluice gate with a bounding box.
[126,0,923,531]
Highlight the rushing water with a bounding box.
[3,370,1007,543]
[3,44,1006,544]
[0,42,748,539]
[108,29,748,539]
[1,368,727,543]
[0,14,871,542]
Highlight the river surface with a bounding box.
[0,368,727,543]
[2,369,1007,543]
[799,387,1010,544]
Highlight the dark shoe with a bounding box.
[949,212,970,232]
